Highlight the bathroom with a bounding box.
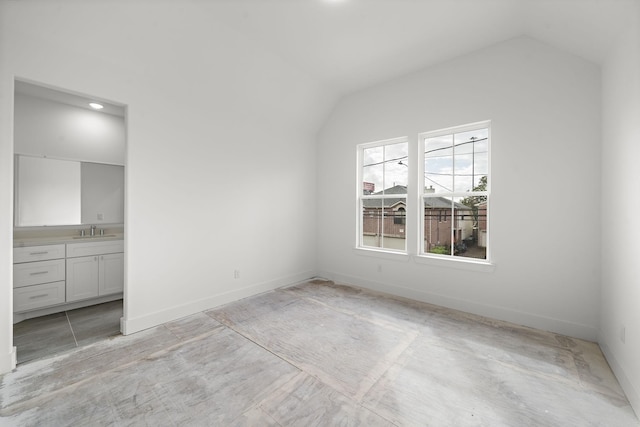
[12,80,126,364]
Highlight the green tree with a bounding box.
[460,176,487,229]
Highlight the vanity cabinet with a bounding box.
[13,244,66,312]
[13,240,124,314]
[66,241,124,302]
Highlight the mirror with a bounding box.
[16,156,81,226]
[81,162,125,224]
[15,155,124,227]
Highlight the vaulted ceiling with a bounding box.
[11,0,638,111]
[203,0,638,95]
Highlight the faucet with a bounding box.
[90,225,96,237]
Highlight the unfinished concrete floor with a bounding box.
[1,280,638,426]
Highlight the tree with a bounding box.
[460,176,487,231]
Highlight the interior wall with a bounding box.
[0,1,332,371]
[600,7,640,412]
[0,4,15,373]
[317,36,602,340]
[14,92,125,165]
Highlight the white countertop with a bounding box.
[13,234,124,248]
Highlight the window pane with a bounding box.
[383,142,408,193]
[423,197,453,255]
[362,198,383,248]
[362,142,408,195]
[362,198,406,251]
[453,198,488,260]
[424,134,453,193]
[454,151,473,192]
[363,146,383,195]
[383,205,407,250]
[454,128,489,192]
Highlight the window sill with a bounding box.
[353,247,495,272]
[413,254,495,273]
[353,247,410,262]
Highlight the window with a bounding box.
[394,207,406,225]
[420,122,489,260]
[358,138,408,252]
[356,122,490,263]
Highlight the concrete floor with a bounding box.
[0,280,637,426]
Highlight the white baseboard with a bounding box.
[319,270,598,341]
[600,340,640,418]
[0,346,17,374]
[121,271,316,335]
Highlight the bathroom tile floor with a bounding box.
[1,282,638,426]
[12,300,123,365]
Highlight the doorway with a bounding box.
[12,79,127,364]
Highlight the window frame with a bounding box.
[354,122,492,269]
[356,136,409,254]
[418,121,491,263]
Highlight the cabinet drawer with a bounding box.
[14,259,65,288]
[14,281,66,312]
[67,240,124,258]
[14,244,66,263]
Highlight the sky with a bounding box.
[362,127,488,197]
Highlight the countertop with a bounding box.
[13,234,124,248]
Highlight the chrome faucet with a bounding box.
[90,225,96,236]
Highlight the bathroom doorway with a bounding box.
[12,79,127,364]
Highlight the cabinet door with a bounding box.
[99,253,124,296]
[66,256,99,302]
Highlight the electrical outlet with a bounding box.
[234,270,240,279]
[621,326,626,344]
[377,264,382,273]
[97,213,104,220]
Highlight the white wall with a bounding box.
[14,92,125,165]
[0,1,333,371]
[317,37,602,340]
[0,4,15,373]
[601,6,640,412]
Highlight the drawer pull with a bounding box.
[29,271,49,276]
[29,294,48,299]
[29,251,48,255]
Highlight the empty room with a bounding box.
[1,0,639,425]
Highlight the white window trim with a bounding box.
[356,136,409,253]
[354,122,493,270]
[418,120,491,264]
[413,252,495,272]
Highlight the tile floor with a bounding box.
[1,281,638,426]
[13,300,123,364]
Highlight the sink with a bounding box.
[72,234,117,239]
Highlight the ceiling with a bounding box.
[14,80,125,118]
[202,0,638,95]
[13,0,638,107]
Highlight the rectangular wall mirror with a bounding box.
[15,155,124,227]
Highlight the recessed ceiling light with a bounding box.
[89,102,104,110]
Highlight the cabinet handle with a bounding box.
[29,251,48,255]
[29,271,49,276]
[29,294,48,299]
